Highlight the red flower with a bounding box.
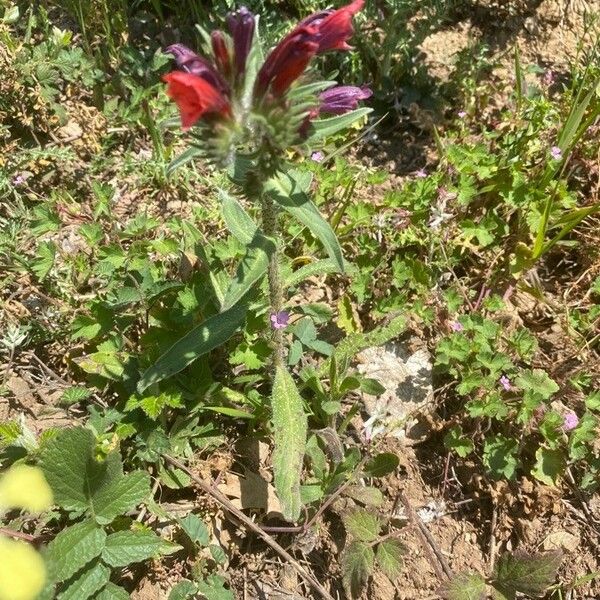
[315,0,364,52]
[256,0,364,98]
[163,72,231,130]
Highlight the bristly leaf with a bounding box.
[375,539,404,579]
[439,572,487,600]
[266,171,345,273]
[167,144,204,175]
[307,107,373,141]
[492,550,562,599]
[343,509,381,542]
[219,188,259,245]
[271,366,308,522]
[221,231,275,310]
[341,540,375,598]
[137,300,248,391]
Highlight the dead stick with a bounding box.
[163,454,335,600]
[400,492,453,580]
[0,527,36,542]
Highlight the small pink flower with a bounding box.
[563,411,579,431]
[550,146,562,160]
[270,311,290,330]
[450,321,463,332]
[542,70,555,86]
[311,151,324,162]
[12,174,25,186]
[415,168,427,178]
[457,110,467,119]
[499,375,511,391]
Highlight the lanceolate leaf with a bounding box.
[283,258,340,289]
[308,107,373,141]
[492,550,562,599]
[221,231,275,310]
[266,171,344,273]
[167,144,204,176]
[341,540,375,599]
[45,520,107,583]
[219,188,259,245]
[138,300,248,391]
[439,572,487,600]
[271,366,308,522]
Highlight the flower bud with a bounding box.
[227,6,255,78]
[319,85,372,114]
[211,31,232,79]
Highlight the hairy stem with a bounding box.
[261,192,284,368]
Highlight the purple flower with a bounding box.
[12,174,25,186]
[270,311,290,330]
[563,411,579,431]
[227,6,255,78]
[499,375,511,392]
[450,321,463,332]
[457,110,467,118]
[542,70,555,86]
[166,43,229,94]
[318,85,372,115]
[550,146,562,160]
[311,151,324,163]
[415,168,427,178]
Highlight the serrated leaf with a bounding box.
[179,513,210,546]
[92,470,151,524]
[56,561,109,600]
[221,231,275,310]
[344,485,384,506]
[272,366,308,522]
[376,539,404,579]
[102,529,179,567]
[138,300,247,391]
[169,580,198,600]
[266,171,344,273]
[95,582,130,600]
[31,241,56,280]
[341,540,375,598]
[45,520,106,583]
[492,550,562,598]
[439,572,487,600]
[196,575,234,600]
[343,509,381,542]
[364,452,399,478]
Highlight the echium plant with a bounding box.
[149,1,371,522]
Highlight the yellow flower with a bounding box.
[0,537,46,600]
[0,465,53,513]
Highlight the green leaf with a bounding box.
[515,369,559,399]
[375,539,404,579]
[492,550,562,598]
[341,540,375,598]
[364,452,399,478]
[92,470,151,524]
[95,583,130,600]
[169,580,198,600]
[283,259,340,288]
[221,231,276,310]
[266,171,344,273]
[56,562,110,600]
[439,572,487,600]
[271,366,308,522]
[138,300,248,391]
[444,426,475,458]
[344,485,384,506]
[219,189,258,245]
[308,107,373,140]
[102,529,179,567]
[31,241,56,280]
[45,520,107,583]
[39,427,151,524]
[343,509,381,542]
[531,447,565,486]
[167,145,204,175]
[179,513,210,546]
[483,435,519,480]
[196,575,234,600]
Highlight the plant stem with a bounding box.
[260,193,284,369]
